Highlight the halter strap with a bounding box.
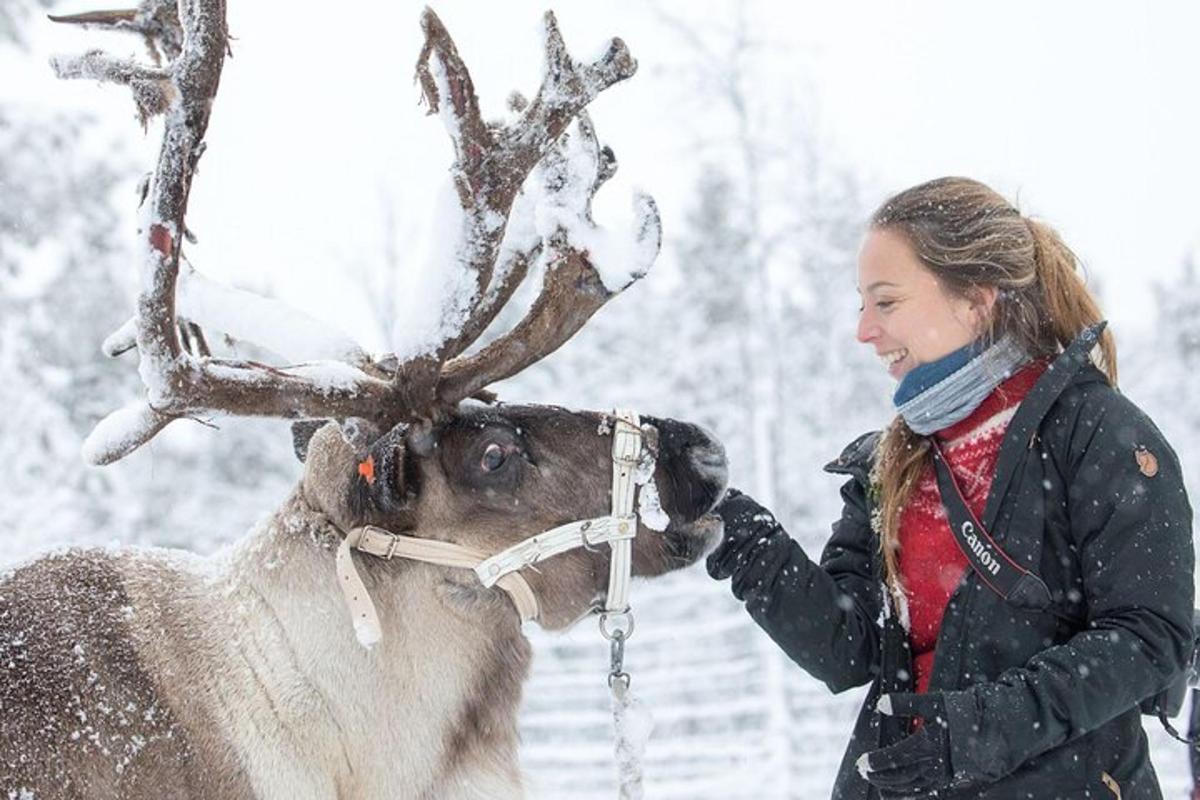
[336,527,541,638]
[333,409,645,647]
[474,515,636,589]
[605,410,642,613]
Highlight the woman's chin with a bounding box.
[889,355,922,381]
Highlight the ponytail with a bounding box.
[1026,218,1117,385]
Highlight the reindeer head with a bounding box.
[299,405,727,629]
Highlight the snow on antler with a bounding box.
[531,111,661,290]
[49,50,172,125]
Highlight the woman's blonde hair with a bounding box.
[867,177,1117,597]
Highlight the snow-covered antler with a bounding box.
[52,0,393,464]
[49,1,184,62]
[52,1,659,465]
[412,8,661,407]
[437,108,661,404]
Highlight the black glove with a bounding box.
[706,488,787,581]
[858,692,955,798]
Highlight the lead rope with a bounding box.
[602,612,652,799]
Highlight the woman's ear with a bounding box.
[969,285,1000,330]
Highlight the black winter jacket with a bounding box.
[723,325,1195,799]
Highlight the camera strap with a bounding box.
[929,439,1053,613]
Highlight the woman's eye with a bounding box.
[876,300,895,311]
[481,443,508,472]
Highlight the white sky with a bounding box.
[12,0,1200,346]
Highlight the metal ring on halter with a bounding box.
[599,609,635,641]
[579,520,600,553]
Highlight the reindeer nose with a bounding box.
[684,432,729,513]
[686,432,727,477]
[642,416,728,517]
[649,417,725,467]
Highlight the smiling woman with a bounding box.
[707,176,1195,799]
[863,177,1116,589]
[855,228,997,381]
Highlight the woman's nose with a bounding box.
[856,308,879,344]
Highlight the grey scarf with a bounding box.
[895,335,1029,435]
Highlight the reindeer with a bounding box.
[1,2,728,798]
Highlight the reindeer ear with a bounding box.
[339,417,385,455]
[291,419,329,463]
[349,423,415,517]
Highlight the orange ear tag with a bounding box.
[358,455,377,484]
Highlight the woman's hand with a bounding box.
[858,692,957,798]
[706,488,787,580]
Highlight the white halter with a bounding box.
[334,410,644,646]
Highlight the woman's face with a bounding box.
[856,228,996,381]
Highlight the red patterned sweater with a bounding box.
[897,358,1049,694]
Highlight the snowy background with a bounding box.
[3,0,1200,796]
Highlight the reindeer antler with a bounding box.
[50,0,184,63]
[413,8,660,407]
[54,2,659,465]
[438,110,661,404]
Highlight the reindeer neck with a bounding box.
[203,490,533,797]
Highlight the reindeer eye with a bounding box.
[481,443,508,472]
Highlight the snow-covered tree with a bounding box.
[1128,251,1200,485]
[0,94,144,556]
[0,0,55,49]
